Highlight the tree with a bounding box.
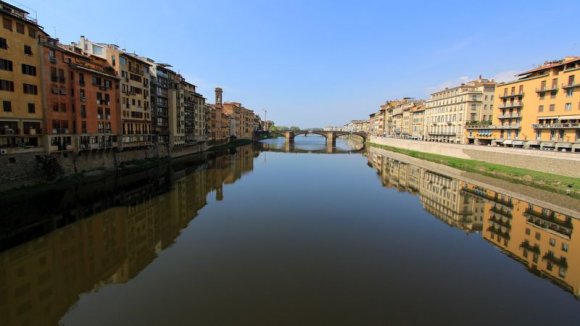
[290,126,300,131]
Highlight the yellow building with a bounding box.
[0,1,48,154]
[468,57,580,151]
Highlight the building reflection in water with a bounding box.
[0,146,258,326]
[366,147,579,298]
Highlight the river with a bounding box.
[1,135,579,325]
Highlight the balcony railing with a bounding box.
[495,124,521,129]
[427,132,457,136]
[498,113,521,119]
[562,83,580,89]
[535,87,559,93]
[499,102,523,109]
[499,92,524,99]
[532,123,580,129]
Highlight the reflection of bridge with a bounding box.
[280,130,367,145]
[260,142,365,154]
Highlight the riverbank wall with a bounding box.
[0,139,247,192]
[369,136,580,178]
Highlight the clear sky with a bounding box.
[16,0,580,128]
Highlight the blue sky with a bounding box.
[17,0,580,128]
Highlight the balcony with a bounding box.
[535,86,558,94]
[519,240,540,254]
[499,92,524,99]
[498,102,523,109]
[542,252,568,268]
[524,208,573,237]
[532,123,580,129]
[49,57,57,64]
[495,123,521,130]
[490,205,512,218]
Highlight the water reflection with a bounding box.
[1,142,579,326]
[0,146,257,326]
[366,146,579,298]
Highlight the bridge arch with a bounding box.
[282,130,367,144]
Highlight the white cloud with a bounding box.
[425,76,471,95]
[492,70,518,83]
[425,70,519,95]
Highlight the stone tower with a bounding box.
[215,87,223,106]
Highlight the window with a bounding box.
[3,100,11,112]
[28,103,35,113]
[3,17,12,31]
[24,45,32,55]
[549,104,555,112]
[562,243,569,252]
[21,64,36,76]
[0,79,14,91]
[52,103,59,112]
[0,58,13,71]
[535,232,541,240]
[549,238,556,247]
[28,27,36,38]
[567,88,574,97]
[565,103,572,111]
[0,37,7,49]
[23,83,38,94]
[15,22,24,34]
[538,105,544,112]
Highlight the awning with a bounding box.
[513,141,524,146]
[556,143,572,148]
[559,115,580,120]
[494,139,504,143]
[538,116,559,120]
[527,141,540,145]
[504,140,513,145]
[541,142,555,147]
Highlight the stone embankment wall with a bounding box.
[369,136,580,178]
[0,143,207,192]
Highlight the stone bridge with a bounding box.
[280,130,367,145]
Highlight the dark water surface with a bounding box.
[1,136,579,326]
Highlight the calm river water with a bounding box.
[1,136,579,325]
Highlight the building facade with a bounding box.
[476,57,580,151]
[76,37,152,149]
[425,78,495,144]
[41,39,119,152]
[0,1,48,154]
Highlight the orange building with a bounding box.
[40,38,119,152]
[468,56,580,151]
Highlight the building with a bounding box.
[149,62,175,145]
[0,1,49,154]
[479,57,580,151]
[223,101,257,140]
[410,104,425,140]
[344,120,368,133]
[41,38,119,152]
[425,77,495,144]
[76,36,152,149]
